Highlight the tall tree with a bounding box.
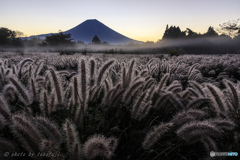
[162,25,186,39]
[204,26,218,37]
[218,19,240,38]
[0,27,15,45]
[0,27,24,47]
[92,35,101,44]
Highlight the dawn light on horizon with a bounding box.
[1,0,239,42]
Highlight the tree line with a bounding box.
[0,19,239,51]
[0,27,24,47]
[159,20,240,54]
[0,28,104,48]
[161,23,240,41]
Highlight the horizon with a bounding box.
[0,0,239,42]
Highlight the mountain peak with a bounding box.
[81,19,102,25]
[86,19,98,21]
[84,19,99,22]
[29,19,142,44]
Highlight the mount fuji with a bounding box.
[29,19,142,45]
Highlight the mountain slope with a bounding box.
[29,19,141,44]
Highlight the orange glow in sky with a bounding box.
[0,0,239,42]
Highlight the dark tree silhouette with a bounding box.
[218,19,240,38]
[162,25,186,39]
[0,28,12,45]
[0,27,24,47]
[92,35,101,44]
[185,28,200,38]
[204,26,218,37]
[44,31,74,46]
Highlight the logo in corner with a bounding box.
[210,151,215,157]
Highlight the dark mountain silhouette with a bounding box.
[29,19,141,44]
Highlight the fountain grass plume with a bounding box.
[142,122,173,149]
[19,58,33,71]
[18,58,33,79]
[28,65,32,78]
[89,85,103,103]
[181,89,192,100]
[188,63,199,77]
[224,79,239,110]
[176,121,221,140]
[104,78,111,91]
[30,78,37,101]
[109,89,125,107]
[35,116,62,146]
[188,70,202,81]
[40,90,48,116]
[49,67,63,105]
[79,58,88,102]
[138,102,151,120]
[157,74,169,93]
[50,92,56,112]
[63,119,79,152]
[122,66,127,89]
[34,60,44,78]
[168,93,184,110]
[189,81,205,97]
[186,98,211,109]
[211,118,236,131]
[0,114,7,129]
[105,83,120,105]
[126,59,135,87]
[207,83,228,114]
[187,88,201,98]
[83,134,117,160]
[11,114,42,153]
[0,95,11,120]
[167,81,182,93]
[12,65,16,75]
[136,87,154,119]
[153,92,172,109]
[9,76,32,106]
[132,92,146,119]
[140,70,148,77]
[74,103,85,126]
[72,76,80,105]
[123,79,144,105]
[97,59,115,86]
[103,87,116,106]
[2,84,17,102]
[89,58,96,87]
[143,76,154,88]
[171,109,206,127]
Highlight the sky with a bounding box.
[0,0,239,42]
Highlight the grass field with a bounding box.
[0,52,239,159]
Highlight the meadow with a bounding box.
[0,52,239,160]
